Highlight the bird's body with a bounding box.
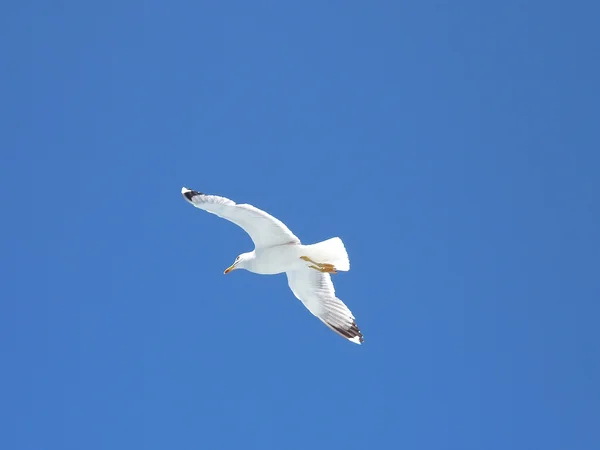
[241,245,304,275]
[181,187,363,344]
[245,238,351,275]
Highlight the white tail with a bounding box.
[306,237,350,271]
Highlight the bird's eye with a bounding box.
[236,256,240,261]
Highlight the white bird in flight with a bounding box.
[181,187,364,344]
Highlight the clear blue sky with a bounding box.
[1,1,599,449]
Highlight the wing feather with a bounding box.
[286,268,363,344]
[182,188,300,249]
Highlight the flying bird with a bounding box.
[181,187,364,344]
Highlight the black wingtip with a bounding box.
[328,320,364,344]
[181,188,203,201]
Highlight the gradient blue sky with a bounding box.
[2,1,599,449]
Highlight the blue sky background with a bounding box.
[1,1,599,449]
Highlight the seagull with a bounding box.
[181,187,364,344]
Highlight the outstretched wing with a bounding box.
[286,268,363,344]
[181,187,301,249]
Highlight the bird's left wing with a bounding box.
[286,268,363,344]
[181,187,300,249]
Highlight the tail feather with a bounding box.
[307,237,350,271]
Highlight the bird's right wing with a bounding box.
[286,268,363,344]
[181,187,301,249]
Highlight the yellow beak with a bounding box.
[224,264,235,274]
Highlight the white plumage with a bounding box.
[181,187,363,344]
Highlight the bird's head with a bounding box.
[224,252,253,274]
